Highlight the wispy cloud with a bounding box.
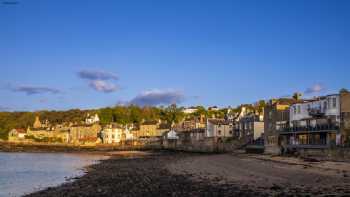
[0,106,11,111]
[305,83,326,94]
[12,85,61,95]
[89,80,119,93]
[129,89,185,106]
[78,70,118,81]
[78,69,119,93]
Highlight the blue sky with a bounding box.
[0,0,349,111]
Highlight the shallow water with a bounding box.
[0,152,108,197]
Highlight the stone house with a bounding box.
[340,89,350,145]
[69,123,101,145]
[175,117,206,132]
[206,119,233,138]
[236,114,264,143]
[133,120,168,138]
[26,116,70,143]
[264,99,294,154]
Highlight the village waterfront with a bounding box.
[1,89,350,196]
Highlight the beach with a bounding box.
[26,151,350,196]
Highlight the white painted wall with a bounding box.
[290,95,340,125]
[167,130,179,140]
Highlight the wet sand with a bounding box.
[27,151,350,196]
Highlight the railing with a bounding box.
[278,124,339,133]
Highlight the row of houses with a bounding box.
[164,89,350,154]
[163,104,265,152]
[9,115,102,145]
[8,89,350,154]
[265,89,350,154]
[8,114,172,145]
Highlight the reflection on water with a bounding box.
[0,152,108,197]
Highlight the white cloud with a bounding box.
[305,83,326,94]
[89,80,118,93]
[130,89,185,106]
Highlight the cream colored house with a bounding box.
[8,128,27,142]
[133,120,168,138]
[206,119,233,138]
[102,124,123,144]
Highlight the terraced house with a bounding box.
[281,94,341,149]
[264,98,295,154]
[265,89,350,154]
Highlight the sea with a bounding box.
[0,152,108,197]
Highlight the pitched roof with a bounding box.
[15,128,26,133]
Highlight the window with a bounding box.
[298,134,308,145]
[332,98,337,108]
[218,130,222,135]
[324,101,327,111]
[293,106,297,114]
[297,105,301,114]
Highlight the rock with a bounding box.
[270,184,282,190]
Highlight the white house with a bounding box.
[183,107,198,114]
[124,126,134,141]
[206,119,233,138]
[86,113,100,124]
[281,94,341,147]
[289,94,340,127]
[102,124,123,144]
[166,130,179,140]
[102,124,134,144]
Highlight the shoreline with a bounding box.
[0,141,162,153]
[25,151,259,197]
[25,151,350,196]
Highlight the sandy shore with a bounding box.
[26,151,350,196]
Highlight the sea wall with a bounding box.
[298,148,350,161]
[0,142,162,152]
[163,138,245,153]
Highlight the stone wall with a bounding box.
[163,137,245,153]
[298,148,350,161]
